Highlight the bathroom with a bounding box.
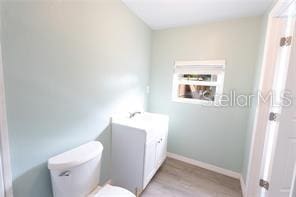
[0,0,295,196]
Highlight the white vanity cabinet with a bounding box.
[111,112,169,195]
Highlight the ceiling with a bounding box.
[122,0,274,29]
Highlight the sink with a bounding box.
[112,112,169,142]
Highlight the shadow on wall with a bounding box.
[96,124,112,184]
[13,163,53,197]
[12,125,112,197]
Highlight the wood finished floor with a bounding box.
[141,158,242,197]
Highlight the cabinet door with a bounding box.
[143,140,157,188]
[156,135,167,168]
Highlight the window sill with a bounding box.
[172,97,215,105]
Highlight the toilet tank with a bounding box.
[48,141,103,197]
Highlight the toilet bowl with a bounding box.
[48,141,135,197]
[89,184,135,197]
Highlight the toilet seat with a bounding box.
[89,184,136,197]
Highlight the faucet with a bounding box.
[129,111,141,118]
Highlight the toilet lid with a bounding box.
[90,184,136,197]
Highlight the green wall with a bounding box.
[148,17,264,173]
[0,1,151,197]
[0,0,272,195]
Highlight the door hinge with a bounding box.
[259,179,269,190]
[280,36,292,47]
[269,112,279,121]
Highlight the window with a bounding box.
[172,60,225,104]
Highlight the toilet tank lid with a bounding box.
[48,141,103,170]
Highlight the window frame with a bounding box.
[172,60,226,105]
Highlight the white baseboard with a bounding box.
[240,175,246,197]
[167,152,241,179]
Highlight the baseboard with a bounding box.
[240,175,246,197]
[167,152,241,179]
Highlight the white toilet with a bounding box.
[48,141,135,197]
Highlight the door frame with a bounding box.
[246,0,296,196]
[291,164,296,197]
[0,9,13,197]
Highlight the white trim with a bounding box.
[246,0,296,196]
[167,152,241,179]
[172,60,225,105]
[172,97,214,105]
[290,163,296,197]
[246,2,274,195]
[240,175,246,197]
[174,60,225,74]
[0,22,13,197]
